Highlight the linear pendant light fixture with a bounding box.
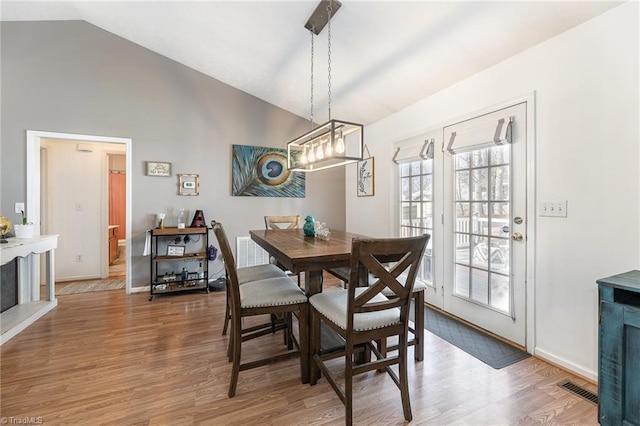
[287,0,364,172]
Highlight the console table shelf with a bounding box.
[149,227,209,301]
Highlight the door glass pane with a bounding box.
[471,169,488,200]
[491,203,509,237]
[422,175,432,200]
[456,170,470,200]
[455,265,470,297]
[490,165,509,201]
[398,155,434,287]
[471,269,489,304]
[472,236,489,268]
[455,152,469,169]
[401,177,410,201]
[490,273,509,312]
[490,240,510,274]
[411,177,421,200]
[472,202,489,235]
[471,150,488,167]
[490,145,509,165]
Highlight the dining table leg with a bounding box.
[304,270,324,297]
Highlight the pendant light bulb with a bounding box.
[316,141,324,160]
[325,140,333,157]
[300,147,308,164]
[335,130,345,154]
[308,144,316,162]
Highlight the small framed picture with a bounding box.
[146,161,172,177]
[357,157,375,197]
[167,245,185,257]
[178,174,199,196]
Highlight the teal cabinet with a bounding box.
[597,270,640,426]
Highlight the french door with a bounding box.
[442,102,527,346]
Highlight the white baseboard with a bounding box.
[534,347,597,383]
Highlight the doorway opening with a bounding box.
[26,131,132,294]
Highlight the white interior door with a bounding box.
[442,102,527,346]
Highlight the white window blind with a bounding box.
[445,116,513,154]
[392,138,434,164]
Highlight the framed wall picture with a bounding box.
[357,157,375,197]
[146,161,172,177]
[178,174,199,196]
[231,145,305,197]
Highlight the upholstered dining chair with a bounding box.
[309,234,429,426]
[326,264,428,361]
[264,215,302,286]
[221,262,287,336]
[213,221,309,397]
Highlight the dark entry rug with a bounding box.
[423,306,530,369]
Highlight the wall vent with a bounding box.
[557,380,599,405]
[235,236,270,268]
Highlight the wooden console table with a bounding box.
[0,235,58,345]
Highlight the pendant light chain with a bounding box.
[310,26,315,130]
[327,0,332,121]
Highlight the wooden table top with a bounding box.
[249,228,365,274]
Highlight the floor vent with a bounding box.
[558,380,599,405]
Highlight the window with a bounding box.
[399,158,433,286]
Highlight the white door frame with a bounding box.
[26,130,133,294]
[440,92,536,352]
[434,91,537,354]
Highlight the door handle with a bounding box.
[511,232,523,242]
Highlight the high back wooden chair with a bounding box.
[264,215,301,230]
[264,215,302,286]
[326,263,429,361]
[309,234,429,425]
[212,221,310,397]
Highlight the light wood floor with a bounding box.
[1,275,598,425]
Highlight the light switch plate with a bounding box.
[15,202,25,214]
[539,200,568,217]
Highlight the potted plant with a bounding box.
[14,210,35,238]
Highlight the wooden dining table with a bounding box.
[249,228,369,297]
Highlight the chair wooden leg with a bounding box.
[309,308,321,385]
[414,291,425,361]
[298,303,310,384]
[286,312,293,350]
[228,316,242,398]
[345,343,354,426]
[399,332,413,422]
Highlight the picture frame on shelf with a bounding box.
[178,174,199,196]
[167,245,185,257]
[146,161,172,177]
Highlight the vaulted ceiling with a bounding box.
[1,1,622,125]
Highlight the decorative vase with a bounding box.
[14,224,35,239]
[303,216,316,237]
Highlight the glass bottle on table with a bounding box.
[177,209,186,229]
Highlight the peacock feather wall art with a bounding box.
[232,144,305,197]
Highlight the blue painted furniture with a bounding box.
[597,270,640,426]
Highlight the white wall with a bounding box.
[2,21,346,291]
[346,2,639,380]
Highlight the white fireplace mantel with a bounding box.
[1,235,58,345]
